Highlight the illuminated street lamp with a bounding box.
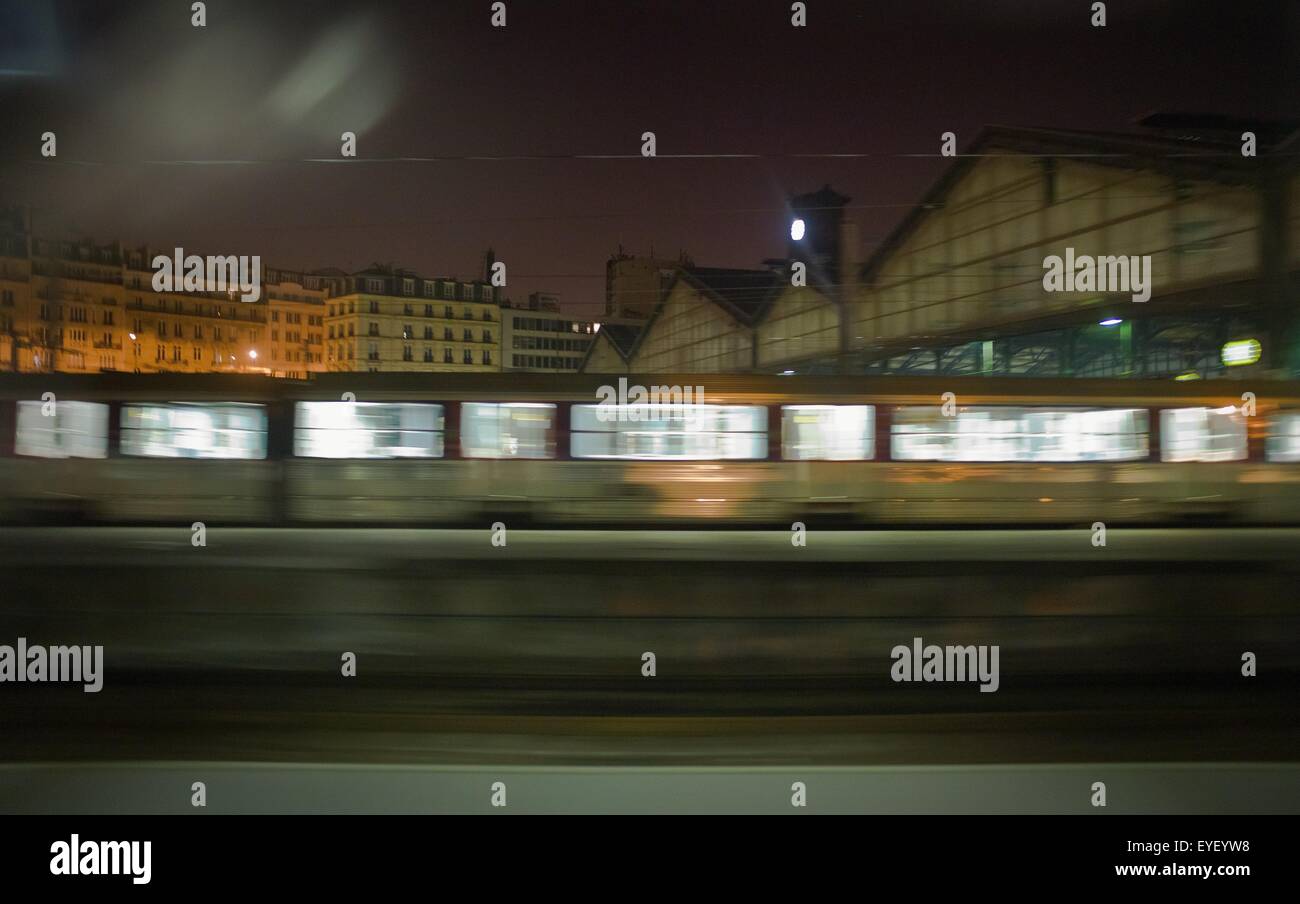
[790,218,806,241]
[248,349,258,361]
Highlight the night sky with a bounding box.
[0,0,1295,313]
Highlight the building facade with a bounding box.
[591,122,1299,380]
[0,215,274,376]
[0,212,503,377]
[324,268,501,373]
[500,304,598,372]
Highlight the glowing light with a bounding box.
[790,218,806,241]
[1221,338,1261,366]
[248,349,258,360]
[1099,318,1122,327]
[128,332,137,340]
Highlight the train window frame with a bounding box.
[781,404,875,461]
[1265,410,1300,463]
[889,404,1151,464]
[569,403,769,461]
[293,401,446,459]
[14,399,110,459]
[1159,406,1248,463]
[460,401,558,460]
[119,401,269,461]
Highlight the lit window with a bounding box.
[782,405,874,460]
[461,402,555,459]
[294,402,444,458]
[120,403,267,459]
[1266,411,1300,462]
[1160,407,1247,462]
[570,404,767,460]
[891,406,1149,462]
[16,401,108,458]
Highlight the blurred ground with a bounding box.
[0,528,1295,773]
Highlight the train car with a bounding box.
[2,372,1300,526]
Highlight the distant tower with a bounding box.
[787,185,851,288]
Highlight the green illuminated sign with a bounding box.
[1221,339,1261,367]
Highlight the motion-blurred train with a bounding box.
[2,372,1300,525]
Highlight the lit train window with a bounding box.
[462,402,556,459]
[295,402,444,458]
[569,404,767,460]
[1160,407,1247,462]
[120,403,267,460]
[781,405,874,460]
[1266,412,1300,462]
[891,407,1149,462]
[15,401,109,459]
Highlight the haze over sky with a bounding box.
[0,0,1294,312]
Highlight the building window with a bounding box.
[368,323,379,337]
[463,349,473,364]
[402,325,412,339]
[402,345,413,361]
[423,347,433,362]
[403,279,415,296]
[368,342,379,361]
[483,330,492,343]
[483,350,491,365]
[443,348,453,363]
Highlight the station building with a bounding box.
[586,118,1300,381]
